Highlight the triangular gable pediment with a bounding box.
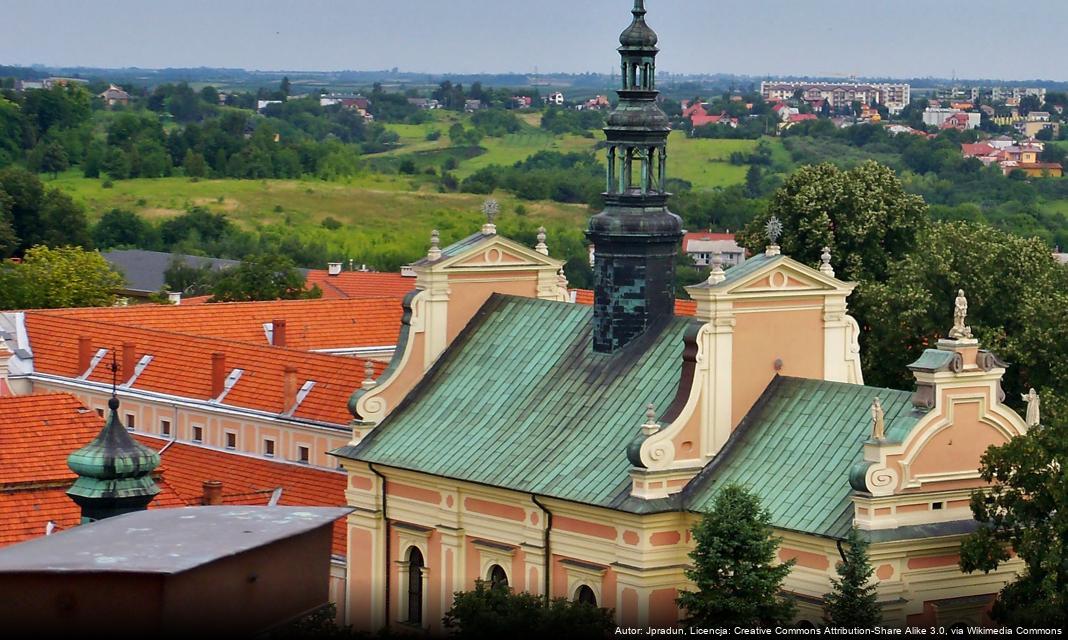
[724,256,854,296]
[435,234,562,272]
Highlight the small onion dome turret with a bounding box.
[67,396,160,503]
[619,0,658,49]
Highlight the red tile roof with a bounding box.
[24,315,384,426]
[682,231,738,253]
[572,289,697,317]
[0,393,348,555]
[0,393,185,547]
[788,113,818,123]
[306,270,415,301]
[40,298,404,352]
[136,435,348,556]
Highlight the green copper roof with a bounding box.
[335,295,692,509]
[67,398,161,501]
[682,377,921,538]
[689,253,783,291]
[907,348,959,372]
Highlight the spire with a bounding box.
[586,0,681,354]
[67,386,161,524]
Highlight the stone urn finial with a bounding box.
[427,229,442,261]
[535,226,548,255]
[819,246,835,277]
[641,403,660,436]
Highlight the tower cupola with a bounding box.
[67,390,160,523]
[587,0,682,353]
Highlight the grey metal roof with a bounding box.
[103,250,242,294]
[0,506,351,574]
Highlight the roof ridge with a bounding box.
[26,314,377,367]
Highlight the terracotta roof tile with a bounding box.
[24,315,383,426]
[572,289,697,317]
[306,270,415,301]
[0,393,344,554]
[135,435,349,556]
[40,298,404,352]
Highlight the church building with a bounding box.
[333,1,1028,631]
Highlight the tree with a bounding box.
[209,254,320,302]
[92,208,155,249]
[33,140,69,178]
[442,580,614,640]
[183,149,208,178]
[0,245,123,309]
[745,164,763,198]
[959,418,1067,626]
[677,484,796,627]
[859,222,1068,419]
[824,527,881,627]
[36,189,91,248]
[0,166,44,248]
[280,76,291,98]
[0,188,20,258]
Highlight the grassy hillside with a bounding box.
[51,173,592,267]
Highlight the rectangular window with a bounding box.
[124,413,136,431]
[263,439,275,457]
[160,419,171,436]
[298,445,310,464]
[225,432,237,450]
[192,425,203,443]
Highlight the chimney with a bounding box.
[211,352,226,398]
[327,262,343,276]
[271,319,287,347]
[283,365,298,413]
[77,336,92,374]
[201,480,223,505]
[167,291,182,305]
[122,342,137,383]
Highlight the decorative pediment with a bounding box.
[725,257,853,297]
[431,235,563,273]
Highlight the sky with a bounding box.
[3,0,1067,81]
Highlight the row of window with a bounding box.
[402,546,597,626]
[105,409,310,464]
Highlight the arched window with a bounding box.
[406,547,424,624]
[574,585,597,607]
[488,564,509,589]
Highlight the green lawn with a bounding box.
[50,173,590,266]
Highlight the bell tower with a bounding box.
[587,0,682,353]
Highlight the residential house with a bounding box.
[464,99,484,112]
[546,91,565,106]
[407,98,441,110]
[681,231,746,267]
[257,99,283,113]
[98,84,130,108]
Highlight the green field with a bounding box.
[50,173,591,264]
[377,116,784,191]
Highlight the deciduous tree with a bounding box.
[960,418,1068,626]
[443,580,614,639]
[208,253,320,302]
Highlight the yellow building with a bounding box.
[333,1,1028,632]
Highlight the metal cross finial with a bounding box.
[481,199,499,235]
[109,349,119,398]
[765,216,783,244]
[764,216,783,256]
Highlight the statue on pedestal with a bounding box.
[948,289,973,340]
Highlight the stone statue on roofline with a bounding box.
[871,396,886,440]
[1021,388,1040,427]
[948,289,973,340]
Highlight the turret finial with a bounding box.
[428,229,442,261]
[362,359,377,390]
[535,226,548,255]
[707,250,726,285]
[641,403,659,436]
[819,246,835,277]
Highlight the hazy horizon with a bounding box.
[4,0,1067,82]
